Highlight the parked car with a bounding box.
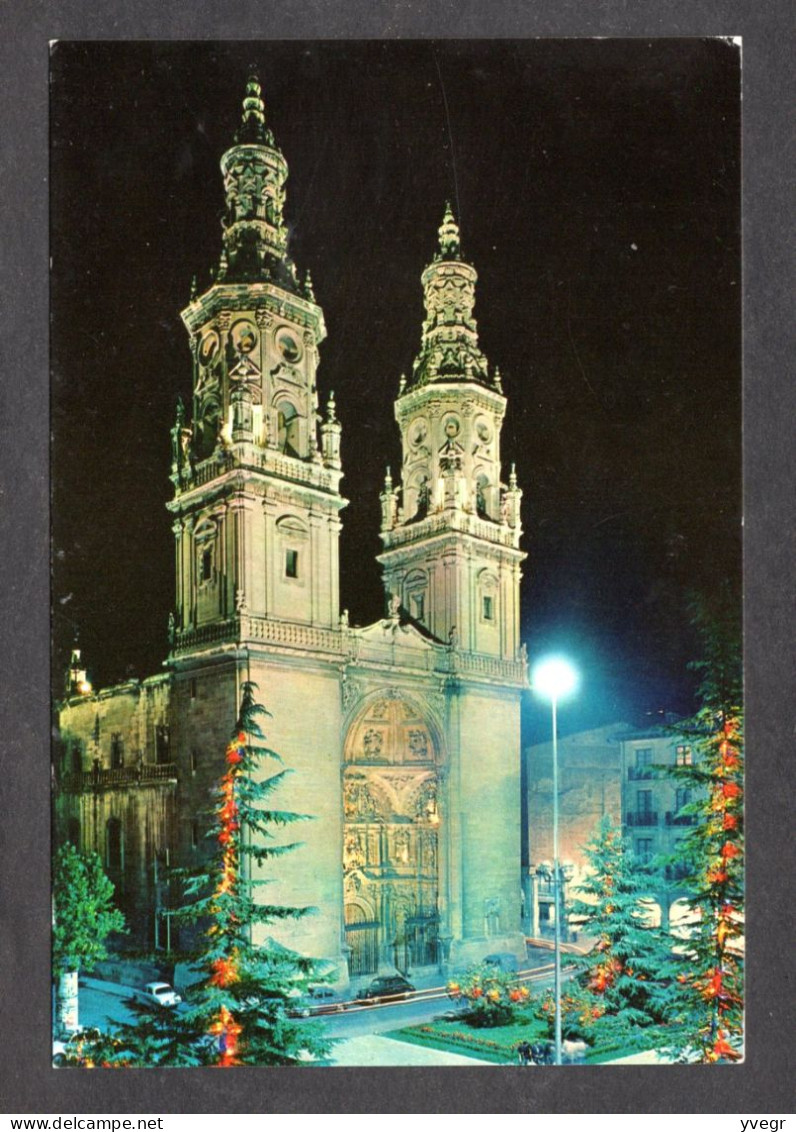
[141,981,182,1007]
[52,1028,103,1067]
[357,975,415,1002]
[295,985,344,1017]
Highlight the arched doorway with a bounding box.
[343,692,442,976]
[344,902,380,978]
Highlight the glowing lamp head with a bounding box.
[77,680,92,696]
[532,656,578,702]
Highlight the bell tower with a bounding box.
[377,204,525,658]
[168,75,345,642]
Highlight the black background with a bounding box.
[51,39,741,738]
[2,0,793,1115]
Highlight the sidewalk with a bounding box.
[329,1034,492,1066]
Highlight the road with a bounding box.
[76,983,140,1031]
[76,962,571,1041]
[320,964,567,1038]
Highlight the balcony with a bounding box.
[665,863,691,882]
[626,811,658,827]
[60,763,178,792]
[628,766,656,780]
[665,811,698,826]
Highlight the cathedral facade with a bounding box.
[55,76,528,985]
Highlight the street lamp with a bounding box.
[532,656,579,1066]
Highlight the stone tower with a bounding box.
[166,76,348,969]
[371,206,528,966]
[377,203,524,655]
[171,75,345,635]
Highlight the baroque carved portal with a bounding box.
[343,692,441,975]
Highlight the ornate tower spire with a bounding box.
[377,205,525,658]
[218,73,297,286]
[437,200,461,259]
[171,77,346,646]
[235,72,271,144]
[410,203,496,391]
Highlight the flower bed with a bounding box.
[389,1014,547,1064]
[389,1014,675,1065]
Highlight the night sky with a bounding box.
[51,39,741,737]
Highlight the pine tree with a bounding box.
[571,817,668,1029]
[93,683,333,1066]
[664,590,744,1062]
[52,844,126,1034]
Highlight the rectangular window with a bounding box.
[201,548,212,582]
[635,838,653,865]
[107,818,123,870]
[637,789,653,814]
[285,549,299,578]
[635,747,652,767]
[411,593,425,620]
[676,745,693,765]
[110,733,124,769]
[156,724,170,765]
[482,595,494,621]
[675,787,691,811]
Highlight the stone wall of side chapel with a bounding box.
[446,683,525,964]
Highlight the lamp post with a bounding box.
[532,656,578,1066]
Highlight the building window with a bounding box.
[156,724,171,765]
[200,547,212,582]
[482,595,494,621]
[110,733,124,769]
[411,592,425,621]
[475,474,490,519]
[635,747,652,768]
[285,549,299,578]
[676,745,693,766]
[675,787,691,812]
[635,838,653,866]
[277,402,300,457]
[637,789,653,814]
[106,817,123,870]
[667,838,690,881]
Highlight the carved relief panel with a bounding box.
[345,694,436,767]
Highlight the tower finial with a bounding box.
[438,200,460,259]
[234,72,271,144]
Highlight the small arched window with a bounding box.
[475,474,490,519]
[277,402,300,457]
[199,399,221,459]
[404,569,428,625]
